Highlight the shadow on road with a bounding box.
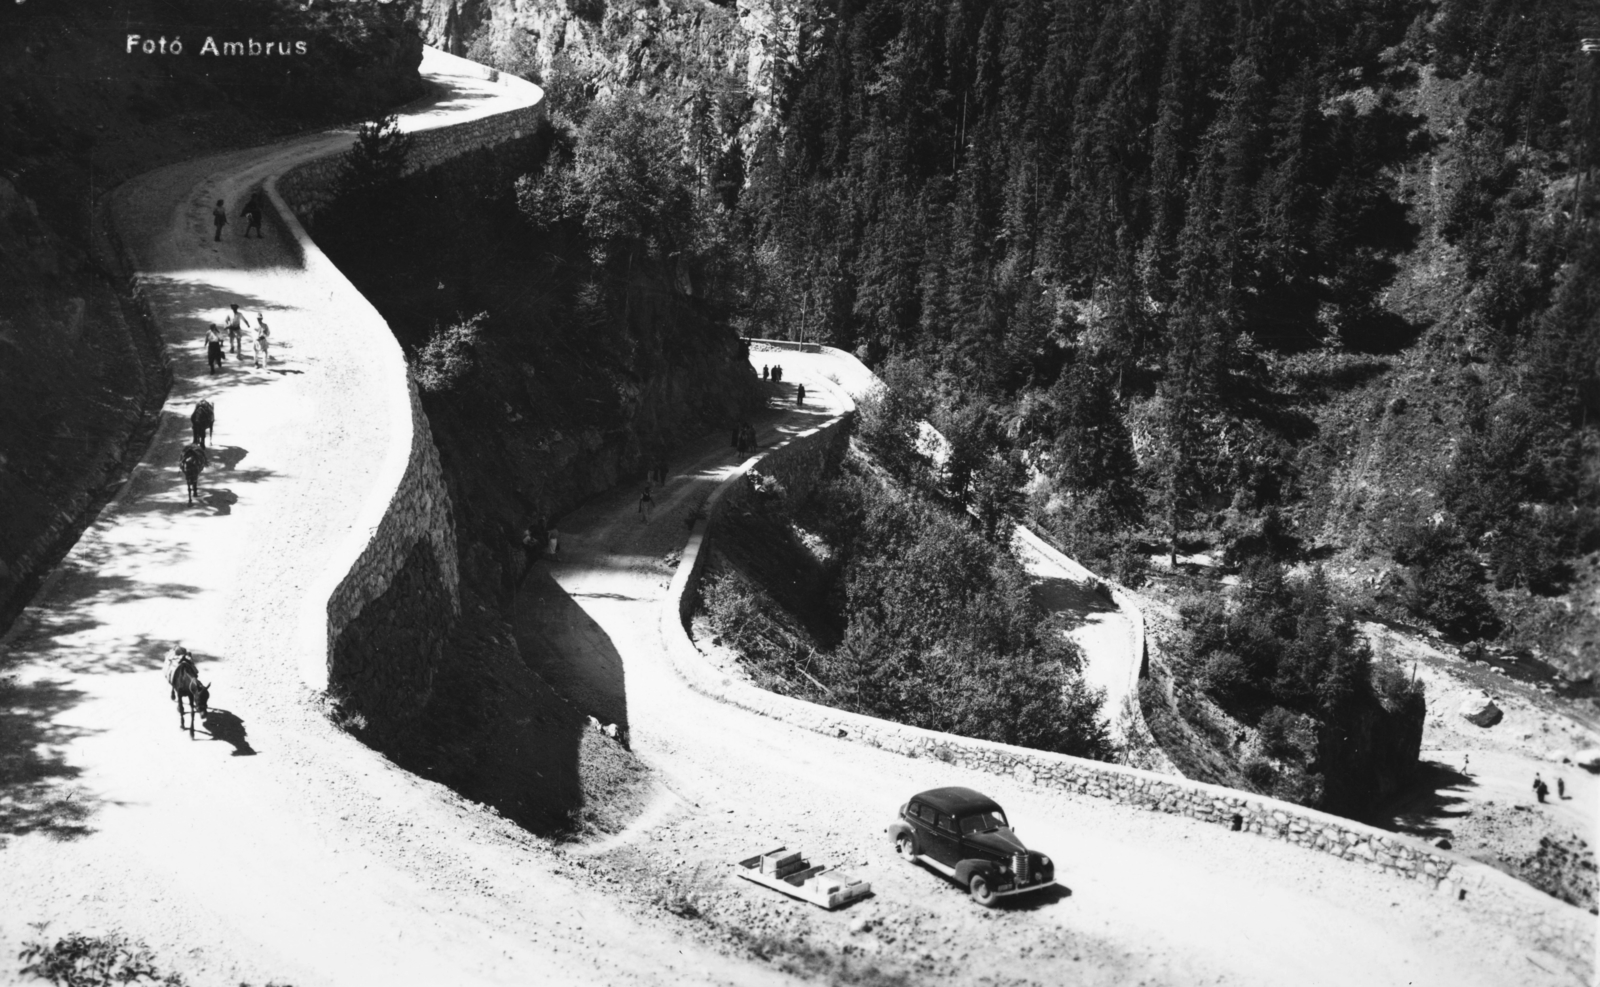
[0,676,100,843]
[514,569,631,737]
[999,883,1073,911]
[1370,759,1477,841]
[200,708,255,756]
[1029,575,1119,633]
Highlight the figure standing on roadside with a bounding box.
[240,190,265,239]
[205,325,225,374]
[1557,776,1566,799]
[772,365,783,383]
[639,485,654,522]
[546,526,560,558]
[762,365,769,380]
[212,199,227,241]
[225,304,249,357]
[1533,773,1548,803]
[253,314,270,367]
[796,383,806,407]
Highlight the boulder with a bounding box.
[1457,691,1503,728]
[1573,749,1600,773]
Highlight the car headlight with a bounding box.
[1039,855,1051,868]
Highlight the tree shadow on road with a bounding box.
[1029,575,1119,634]
[1368,758,1477,841]
[0,675,102,844]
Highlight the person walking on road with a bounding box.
[212,199,227,241]
[225,305,249,358]
[240,190,265,239]
[762,365,769,380]
[1557,776,1566,799]
[546,526,560,559]
[639,485,654,522]
[205,325,225,374]
[1533,773,1548,803]
[796,383,806,407]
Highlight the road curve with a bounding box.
[0,49,1585,987]
[0,49,786,987]
[532,347,1586,987]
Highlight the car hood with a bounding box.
[967,828,1027,856]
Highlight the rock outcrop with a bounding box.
[1458,691,1504,728]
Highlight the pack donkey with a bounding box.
[180,441,207,506]
[191,400,214,447]
[163,646,210,736]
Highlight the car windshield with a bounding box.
[958,810,1008,835]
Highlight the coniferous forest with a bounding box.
[438,0,1599,814]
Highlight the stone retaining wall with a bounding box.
[660,390,1593,981]
[276,68,545,225]
[269,49,539,719]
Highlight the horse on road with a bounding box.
[163,647,210,737]
[191,400,214,447]
[180,442,207,506]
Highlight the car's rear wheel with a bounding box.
[894,833,916,860]
[968,873,998,907]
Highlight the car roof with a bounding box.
[911,786,1003,815]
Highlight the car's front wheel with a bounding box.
[894,833,917,860]
[968,873,998,907]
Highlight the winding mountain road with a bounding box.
[0,48,1587,987]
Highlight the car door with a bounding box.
[906,800,936,853]
[927,809,962,868]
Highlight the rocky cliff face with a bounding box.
[413,0,801,155]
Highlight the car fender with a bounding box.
[954,858,998,886]
[886,821,915,848]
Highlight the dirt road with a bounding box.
[527,353,1587,987]
[0,49,786,987]
[0,46,1587,987]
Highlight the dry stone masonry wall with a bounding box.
[661,392,1594,980]
[267,53,539,722]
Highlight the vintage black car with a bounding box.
[886,786,1055,906]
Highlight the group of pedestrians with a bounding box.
[732,421,758,454]
[213,189,267,242]
[761,364,784,383]
[205,304,272,373]
[519,516,560,584]
[1532,772,1567,803]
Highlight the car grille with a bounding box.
[1014,852,1029,885]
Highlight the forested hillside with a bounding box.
[437,0,1596,814]
[738,0,1597,667]
[723,0,1599,811]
